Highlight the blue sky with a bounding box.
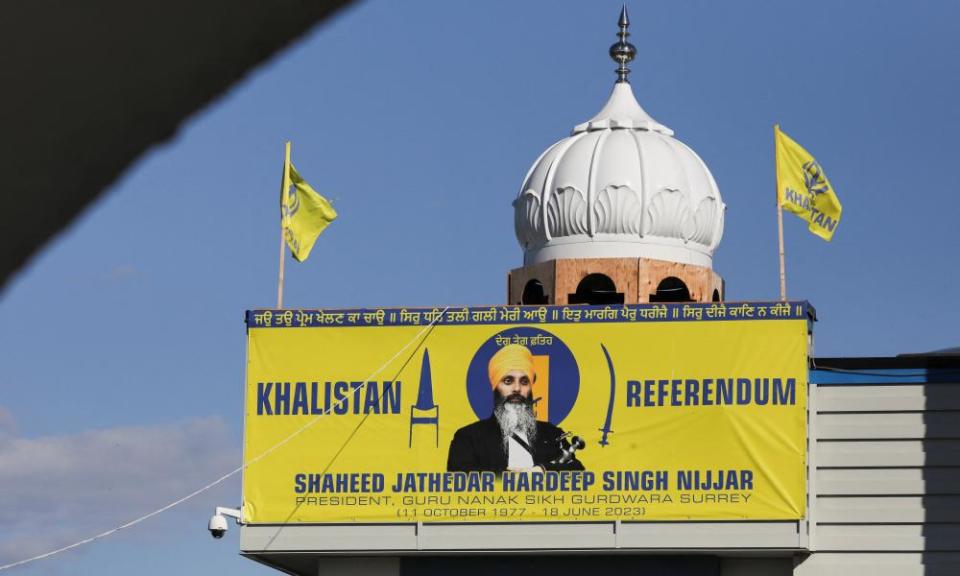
[1,1,958,574]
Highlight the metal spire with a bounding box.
[609,5,636,84]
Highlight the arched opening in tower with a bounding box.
[521,279,550,305]
[568,273,624,305]
[650,277,692,303]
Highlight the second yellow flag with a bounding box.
[774,126,842,241]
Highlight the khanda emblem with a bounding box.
[282,184,300,219]
[802,160,829,197]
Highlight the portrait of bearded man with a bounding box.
[446,343,585,473]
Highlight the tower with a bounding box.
[508,7,725,306]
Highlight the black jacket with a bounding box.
[447,416,585,473]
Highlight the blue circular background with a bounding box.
[466,327,580,424]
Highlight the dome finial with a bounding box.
[609,5,636,84]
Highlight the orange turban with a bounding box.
[488,344,535,389]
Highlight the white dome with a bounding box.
[513,82,725,267]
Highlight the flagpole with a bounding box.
[277,223,286,309]
[277,141,291,309]
[774,125,787,302]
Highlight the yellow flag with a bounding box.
[775,125,842,241]
[280,144,337,262]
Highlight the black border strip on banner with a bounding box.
[246,301,811,329]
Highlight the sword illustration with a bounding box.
[598,343,616,447]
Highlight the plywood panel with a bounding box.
[636,258,722,303]
[508,261,557,305]
[555,258,639,304]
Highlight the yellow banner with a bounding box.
[243,303,808,523]
[775,125,842,241]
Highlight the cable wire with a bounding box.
[258,317,440,551]
[0,307,449,572]
[812,365,948,378]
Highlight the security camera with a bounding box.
[208,513,228,539]
[208,506,242,540]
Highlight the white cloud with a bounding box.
[0,414,239,565]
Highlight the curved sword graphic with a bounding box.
[599,343,616,447]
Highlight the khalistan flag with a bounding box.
[775,125,842,241]
[280,145,337,262]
